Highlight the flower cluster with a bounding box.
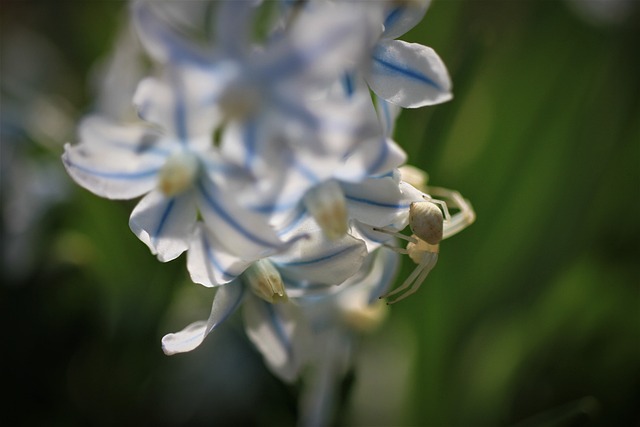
[62,1,474,424]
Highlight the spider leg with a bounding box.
[382,251,438,303]
[387,253,439,304]
[372,227,418,244]
[382,261,424,299]
[422,196,452,223]
[381,244,410,255]
[427,186,476,239]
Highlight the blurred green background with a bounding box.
[2,1,638,426]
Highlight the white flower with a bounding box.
[339,0,452,109]
[62,71,287,262]
[61,5,476,425]
[161,214,368,357]
[132,0,405,232]
[246,247,400,427]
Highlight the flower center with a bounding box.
[158,151,199,196]
[218,80,262,121]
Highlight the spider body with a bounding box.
[409,201,443,245]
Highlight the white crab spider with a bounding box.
[374,187,475,304]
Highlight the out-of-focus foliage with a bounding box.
[1,1,638,426]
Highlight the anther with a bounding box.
[244,259,288,304]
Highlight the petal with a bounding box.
[161,282,245,355]
[90,25,147,121]
[187,223,255,287]
[366,39,452,108]
[76,115,169,156]
[129,189,197,262]
[244,93,395,192]
[62,117,166,200]
[272,219,367,286]
[298,329,352,427]
[348,220,395,253]
[342,174,422,229]
[340,71,369,98]
[243,297,308,383]
[260,2,383,85]
[376,95,401,138]
[133,71,219,143]
[340,247,400,305]
[381,1,431,40]
[131,0,211,65]
[213,1,255,58]
[219,126,314,230]
[248,164,316,219]
[335,137,407,182]
[345,178,426,251]
[366,247,401,303]
[196,176,285,258]
[313,92,383,156]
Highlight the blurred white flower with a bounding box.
[1,27,75,280]
[62,73,287,262]
[161,215,368,359]
[565,0,636,26]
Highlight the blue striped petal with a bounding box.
[243,296,305,383]
[162,281,245,355]
[365,247,401,303]
[133,72,220,145]
[196,177,285,259]
[214,1,255,58]
[187,223,254,287]
[78,115,171,157]
[381,1,430,41]
[129,190,197,262]
[348,220,395,253]
[62,148,161,201]
[62,116,171,199]
[366,40,452,108]
[272,222,367,286]
[342,175,423,228]
[131,1,212,65]
[335,137,407,183]
[376,95,401,138]
[260,2,382,84]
